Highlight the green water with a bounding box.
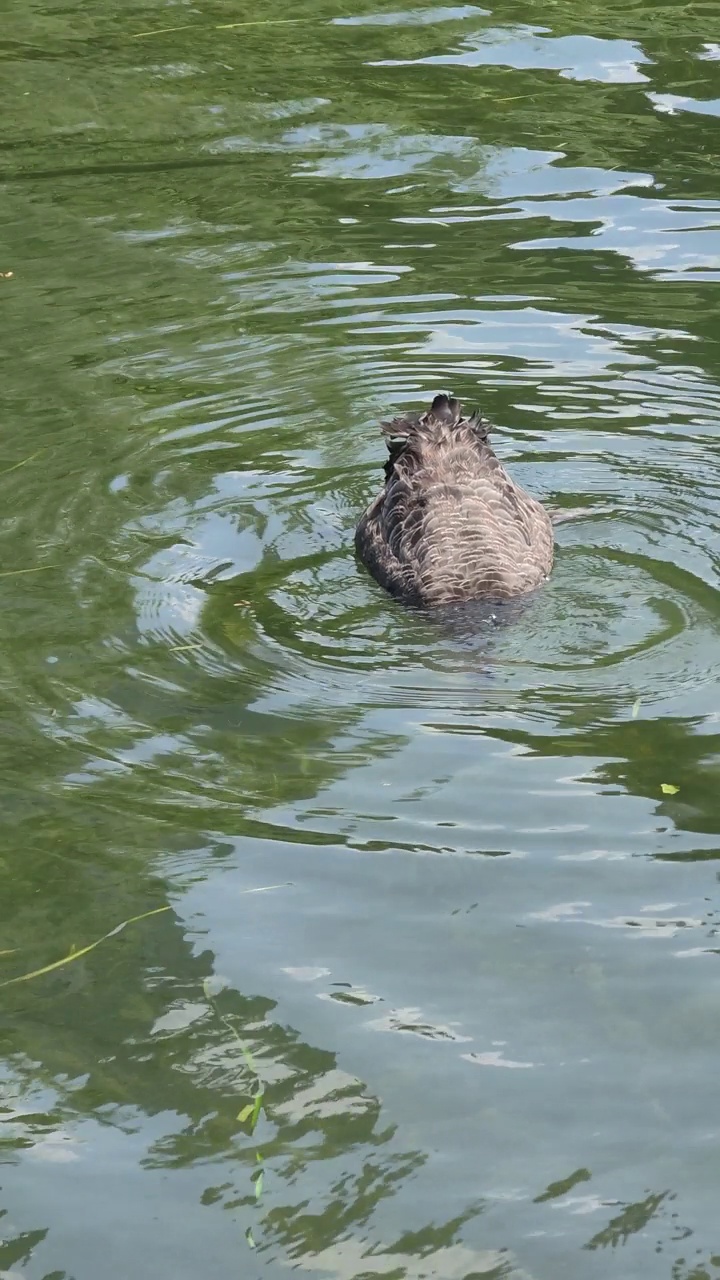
[2,1,720,1277]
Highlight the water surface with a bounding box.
[2,1,720,1278]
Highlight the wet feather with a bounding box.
[355,394,554,606]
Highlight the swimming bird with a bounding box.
[355,393,554,606]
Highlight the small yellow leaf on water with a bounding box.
[237,1104,254,1123]
[660,783,679,795]
[631,697,642,719]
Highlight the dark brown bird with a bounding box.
[355,393,554,606]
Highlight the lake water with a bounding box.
[2,2,720,1278]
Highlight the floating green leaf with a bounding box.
[660,783,679,795]
[132,17,309,39]
[0,449,45,477]
[241,1044,256,1072]
[631,697,642,719]
[0,565,57,577]
[238,1088,264,1129]
[0,905,171,988]
[250,1090,264,1130]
